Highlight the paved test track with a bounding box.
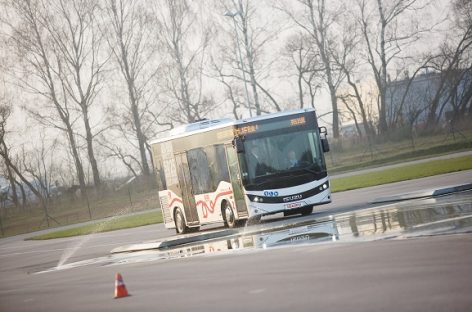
[0,170,471,311]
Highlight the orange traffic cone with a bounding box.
[114,273,130,299]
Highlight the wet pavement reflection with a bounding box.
[37,190,472,273]
[338,192,472,240]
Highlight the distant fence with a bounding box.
[0,175,161,237]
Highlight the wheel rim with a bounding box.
[225,203,234,226]
[176,211,184,233]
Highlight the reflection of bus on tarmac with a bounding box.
[179,220,338,257]
[150,108,331,234]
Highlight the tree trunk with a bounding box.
[239,0,261,115]
[307,0,340,138]
[21,0,87,199]
[131,99,151,176]
[346,72,375,138]
[1,142,51,226]
[298,72,304,108]
[377,0,388,134]
[66,127,87,196]
[117,27,151,177]
[82,106,101,188]
[5,163,19,209]
[17,181,27,210]
[328,84,340,138]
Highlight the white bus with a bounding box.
[150,108,331,234]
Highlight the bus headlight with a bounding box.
[254,196,263,203]
[319,183,328,191]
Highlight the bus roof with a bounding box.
[236,107,315,125]
[149,108,316,144]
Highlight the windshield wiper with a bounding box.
[300,164,323,175]
[244,181,271,189]
[302,167,319,175]
[244,172,299,188]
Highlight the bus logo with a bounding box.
[264,191,279,197]
[283,194,303,202]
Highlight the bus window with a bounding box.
[187,148,212,194]
[204,145,231,190]
[155,160,167,190]
[215,145,230,183]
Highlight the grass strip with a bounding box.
[328,141,472,174]
[27,211,162,240]
[331,154,472,192]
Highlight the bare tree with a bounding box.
[425,0,472,127]
[0,98,19,209]
[103,0,160,176]
[100,140,140,178]
[4,0,88,196]
[0,83,27,210]
[155,0,215,123]
[0,104,57,226]
[209,53,246,119]
[235,0,261,115]
[333,18,377,139]
[43,0,108,188]
[284,32,323,109]
[355,0,432,134]
[215,0,282,116]
[19,134,61,200]
[209,32,260,119]
[279,0,346,138]
[3,158,19,209]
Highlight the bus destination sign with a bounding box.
[235,114,309,136]
[290,116,306,126]
[235,125,258,135]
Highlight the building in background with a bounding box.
[385,70,472,129]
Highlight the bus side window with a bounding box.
[155,160,167,190]
[187,148,212,194]
[204,145,231,191]
[215,144,230,183]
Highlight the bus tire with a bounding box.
[301,206,313,216]
[174,207,189,234]
[222,201,237,228]
[188,226,200,233]
[246,215,261,225]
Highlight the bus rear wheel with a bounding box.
[174,208,189,234]
[223,201,238,228]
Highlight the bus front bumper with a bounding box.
[246,188,331,217]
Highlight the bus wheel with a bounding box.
[188,226,200,233]
[246,215,261,225]
[301,206,313,216]
[223,201,237,228]
[174,208,189,234]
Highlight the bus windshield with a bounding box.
[239,128,326,190]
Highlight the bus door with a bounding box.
[225,144,248,218]
[175,153,200,226]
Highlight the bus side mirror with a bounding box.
[233,136,245,153]
[319,127,330,153]
[321,139,330,153]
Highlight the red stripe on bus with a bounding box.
[168,197,183,208]
[196,190,233,218]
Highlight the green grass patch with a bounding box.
[331,155,472,192]
[27,211,163,240]
[328,141,472,174]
